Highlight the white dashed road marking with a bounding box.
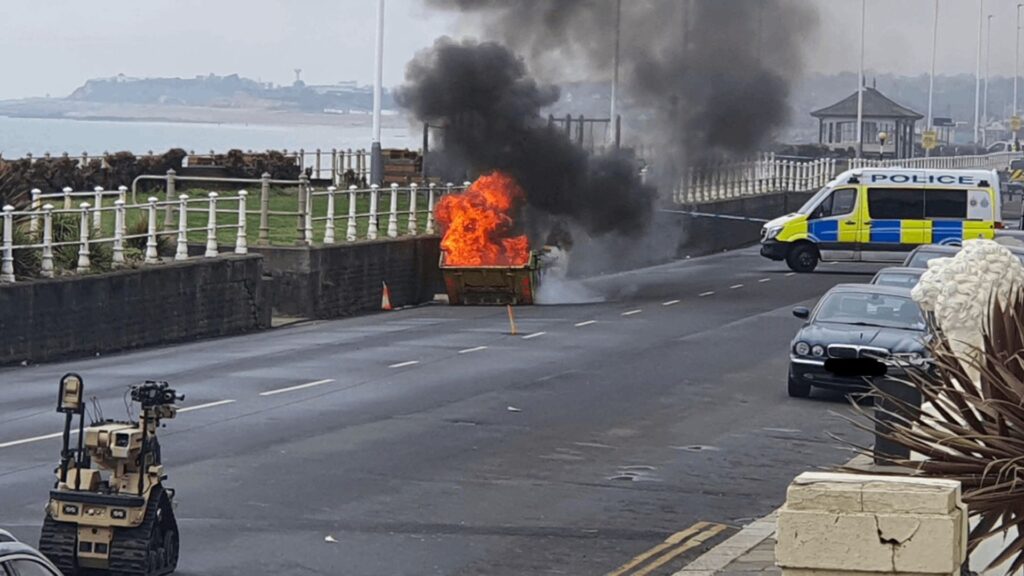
[575,320,597,327]
[0,431,73,449]
[522,332,547,340]
[700,291,715,297]
[177,399,237,413]
[260,380,334,397]
[785,272,796,277]
[758,278,771,283]
[730,284,744,289]
[622,309,643,316]
[662,300,680,306]
[389,360,420,368]
[458,346,488,354]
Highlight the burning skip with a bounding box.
[437,172,539,305]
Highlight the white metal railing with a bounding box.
[848,150,1023,171]
[1,182,463,282]
[674,154,838,204]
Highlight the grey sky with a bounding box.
[0,0,1019,100]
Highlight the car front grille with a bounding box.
[827,345,890,359]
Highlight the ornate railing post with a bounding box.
[145,197,159,264]
[93,186,104,230]
[205,192,219,257]
[296,173,309,245]
[29,188,41,233]
[324,186,337,245]
[77,202,92,273]
[346,185,358,241]
[235,190,248,255]
[164,168,177,228]
[387,183,400,238]
[407,183,419,235]
[1,205,14,282]
[368,184,380,240]
[63,187,73,210]
[176,195,189,261]
[258,172,271,246]
[41,204,54,278]
[425,183,437,234]
[112,199,126,267]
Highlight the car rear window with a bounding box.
[815,291,925,331]
[873,271,923,289]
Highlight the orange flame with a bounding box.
[435,171,530,267]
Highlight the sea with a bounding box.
[0,115,417,158]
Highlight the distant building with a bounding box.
[811,86,923,158]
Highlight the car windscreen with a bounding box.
[796,186,831,215]
[906,249,953,268]
[814,291,926,331]
[872,271,923,289]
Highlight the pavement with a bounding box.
[0,246,878,575]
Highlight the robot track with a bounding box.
[39,514,78,575]
[107,486,179,576]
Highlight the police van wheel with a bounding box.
[786,244,819,273]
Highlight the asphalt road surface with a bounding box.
[0,247,878,576]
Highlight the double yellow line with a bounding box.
[607,521,728,576]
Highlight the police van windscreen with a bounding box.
[796,187,831,215]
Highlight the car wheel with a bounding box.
[786,244,819,273]
[788,368,811,398]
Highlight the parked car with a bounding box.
[0,530,62,575]
[788,284,928,398]
[902,244,960,268]
[871,267,925,289]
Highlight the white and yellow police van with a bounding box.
[760,168,1001,272]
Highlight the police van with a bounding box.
[760,168,1001,272]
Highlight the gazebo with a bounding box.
[811,86,923,158]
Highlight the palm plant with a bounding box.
[847,290,1024,572]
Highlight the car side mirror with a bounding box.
[793,307,810,320]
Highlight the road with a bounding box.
[0,246,876,576]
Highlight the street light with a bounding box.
[856,0,866,158]
[974,0,984,145]
[926,0,938,158]
[983,13,993,147]
[608,0,621,148]
[370,0,386,186]
[1016,4,1023,138]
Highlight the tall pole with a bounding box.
[370,0,385,185]
[1017,4,1023,127]
[926,0,938,157]
[975,0,984,145]
[984,13,993,147]
[608,0,621,147]
[856,0,865,158]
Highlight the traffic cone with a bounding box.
[381,281,393,311]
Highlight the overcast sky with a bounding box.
[0,0,1019,100]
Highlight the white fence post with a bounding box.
[407,183,419,235]
[1,205,14,282]
[324,186,337,245]
[29,188,41,233]
[425,183,437,234]
[205,192,219,257]
[145,197,159,264]
[235,190,248,254]
[346,185,358,241]
[41,204,54,278]
[93,186,104,230]
[63,187,72,210]
[303,183,313,245]
[368,184,380,240]
[77,202,92,273]
[176,195,189,261]
[112,199,125,267]
[387,183,400,238]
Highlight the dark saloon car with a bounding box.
[0,530,62,575]
[870,267,925,290]
[788,284,928,398]
[902,244,959,268]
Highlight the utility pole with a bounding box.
[984,13,993,147]
[1016,4,1023,128]
[856,0,866,158]
[975,0,984,145]
[926,0,938,158]
[370,0,385,185]
[608,0,621,148]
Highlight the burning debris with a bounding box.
[435,171,529,267]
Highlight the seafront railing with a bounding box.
[674,155,838,204]
[3,181,464,282]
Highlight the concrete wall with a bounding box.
[675,191,814,258]
[0,255,269,366]
[253,237,442,319]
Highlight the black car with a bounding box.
[0,530,62,575]
[788,284,928,398]
[870,267,925,289]
[902,244,959,268]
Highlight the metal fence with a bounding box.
[3,181,465,283]
[675,155,838,204]
[848,150,1023,171]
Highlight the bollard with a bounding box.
[346,185,358,241]
[205,192,219,257]
[1,205,14,282]
[324,186,337,245]
[93,186,104,230]
[407,183,419,235]
[41,205,54,278]
[164,168,177,228]
[77,202,92,273]
[258,172,271,246]
[176,195,189,261]
[145,197,159,264]
[235,190,248,255]
[63,187,73,210]
[388,183,400,238]
[425,183,437,234]
[112,199,126,267]
[368,184,380,240]
[296,174,309,245]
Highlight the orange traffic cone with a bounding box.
[381,281,393,311]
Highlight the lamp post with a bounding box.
[974,0,984,145]
[926,0,938,158]
[370,0,386,185]
[983,13,993,147]
[1016,4,1023,140]
[856,0,866,158]
[608,0,621,148]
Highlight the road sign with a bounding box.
[1013,115,1022,132]
[922,130,937,150]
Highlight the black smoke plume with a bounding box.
[397,37,655,240]
[425,0,817,186]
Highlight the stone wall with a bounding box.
[0,255,268,366]
[253,237,442,319]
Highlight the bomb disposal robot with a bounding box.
[39,374,183,576]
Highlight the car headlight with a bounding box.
[811,345,825,357]
[764,226,782,240]
[794,342,810,356]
